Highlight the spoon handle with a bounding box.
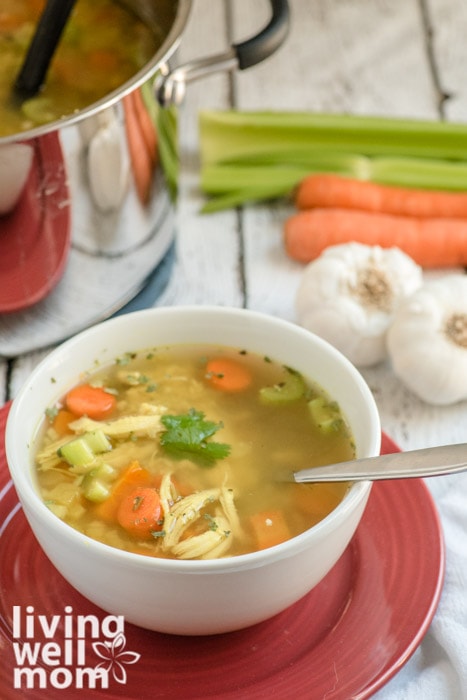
[14,0,77,99]
[294,443,467,482]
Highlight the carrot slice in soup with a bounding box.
[65,384,116,420]
[249,510,291,550]
[94,461,153,523]
[205,357,252,393]
[117,486,163,539]
[52,409,77,436]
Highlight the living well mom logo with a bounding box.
[11,605,141,691]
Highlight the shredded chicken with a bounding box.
[160,477,241,560]
[69,413,163,438]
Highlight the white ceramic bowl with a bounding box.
[6,306,381,635]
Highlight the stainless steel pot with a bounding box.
[0,0,289,355]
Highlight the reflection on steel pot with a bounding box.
[0,0,289,355]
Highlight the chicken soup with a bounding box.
[35,344,355,560]
[0,0,177,137]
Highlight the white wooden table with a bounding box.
[2,1,467,697]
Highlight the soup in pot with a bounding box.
[0,0,177,137]
[35,343,355,560]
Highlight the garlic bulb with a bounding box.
[387,274,467,405]
[295,243,423,367]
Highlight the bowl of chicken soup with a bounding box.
[5,306,380,635]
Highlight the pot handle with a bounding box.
[155,0,290,107]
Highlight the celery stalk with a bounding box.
[200,110,467,163]
[201,165,311,195]
[199,110,467,212]
[368,156,467,190]
[141,78,179,200]
[157,105,178,200]
[201,187,293,214]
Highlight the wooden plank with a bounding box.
[231,0,439,117]
[424,0,467,121]
[229,0,467,451]
[235,0,443,323]
[156,0,244,309]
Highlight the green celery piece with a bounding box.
[83,430,112,454]
[57,430,112,469]
[199,110,467,164]
[140,79,158,124]
[141,78,179,199]
[200,155,467,212]
[199,110,467,212]
[156,104,178,201]
[308,397,343,434]
[200,156,367,212]
[82,477,110,503]
[58,437,95,467]
[201,187,293,214]
[201,164,311,195]
[21,97,58,126]
[259,368,306,405]
[370,156,467,191]
[215,150,370,170]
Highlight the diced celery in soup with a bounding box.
[35,344,355,560]
[0,0,176,137]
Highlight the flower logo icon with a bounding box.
[93,633,141,684]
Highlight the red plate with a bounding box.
[0,403,444,699]
[0,133,71,313]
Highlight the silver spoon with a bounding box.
[293,443,467,482]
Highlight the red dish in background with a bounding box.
[0,402,444,700]
[0,132,71,313]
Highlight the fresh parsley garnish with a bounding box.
[160,408,231,467]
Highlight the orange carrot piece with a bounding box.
[87,49,120,73]
[249,510,291,550]
[117,486,163,538]
[95,461,153,523]
[284,207,467,268]
[0,13,25,30]
[65,384,117,420]
[123,93,154,205]
[293,483,343,520]
[205,357,252,393]
[131,88,158,166]
[52,409,78,436]
[295,173,467,219]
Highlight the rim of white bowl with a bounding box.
[5,306,380,574]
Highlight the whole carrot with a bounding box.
[130,87,159,166]
[295,173,467,219]
[284,208,467,267]
[123,93,154,205]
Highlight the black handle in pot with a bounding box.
[234,0,290,70]
[156,0,290,107]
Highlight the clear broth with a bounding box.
[0,0,177,137]
[35,344,355,560]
